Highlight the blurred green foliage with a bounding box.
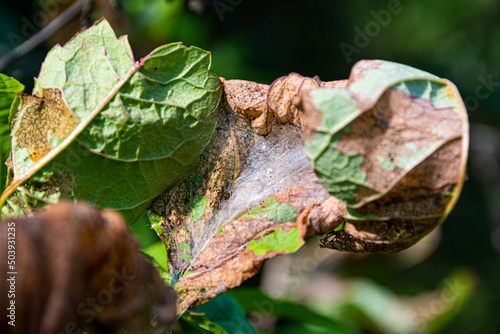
[1,0,499,333]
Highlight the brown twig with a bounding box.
[0,0,86,71]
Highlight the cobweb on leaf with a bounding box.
[153,106,311,285]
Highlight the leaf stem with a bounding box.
[17,186,56,204]
[0,61,142,215]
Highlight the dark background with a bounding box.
[1,1,499,333]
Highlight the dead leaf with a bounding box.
[151,98,336,313]
[301,61,468,252]
[0,202,176,334]
[151,60,468,314]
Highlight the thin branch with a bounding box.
[0,0,86,71]
[80,0,95,27]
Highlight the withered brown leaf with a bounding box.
[150,60,467,313]
[0,202,176,334]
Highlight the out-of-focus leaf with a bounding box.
[316,269,477,334]
[426,269,476,334]
[0,202,177,333]
[228,288,359,334]
[192,294,258,334]
[0,73,23,193]
[122,0,184,43]
[3,18,221,222]
[181,312,230,334]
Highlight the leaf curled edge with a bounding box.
[301,60,468,252]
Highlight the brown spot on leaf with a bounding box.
[13,89,78,162]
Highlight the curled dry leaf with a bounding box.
[0,202,176,334]
[223,73,346,135]
[300,60,468,252]
[151,60,468,313]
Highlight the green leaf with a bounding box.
[189,195,208,221]
[142,241,168,272]
[5,19,221,222]
[192,294,258,334]
[247,227,303,256]
[129,212,161,248]
[241,196,298,223]
[147,211,166,238]
[181,312,230,334]
[426,269,476,334]
[0,74,24,193]
[33,140,203,222]
[35,21,220,161]
[228,288,359,334]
